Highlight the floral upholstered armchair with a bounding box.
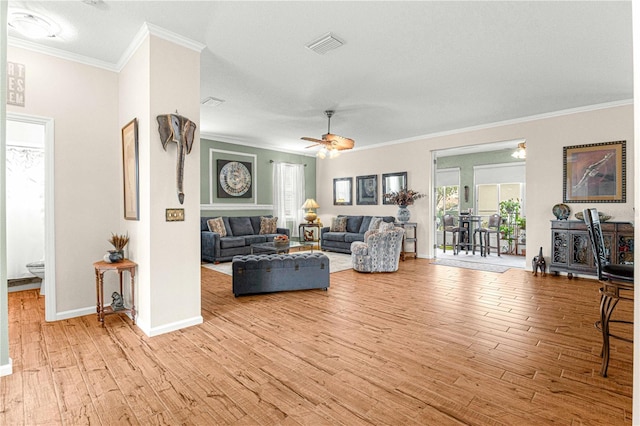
[350,224,405,272]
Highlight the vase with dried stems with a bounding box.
[106,233,129,263]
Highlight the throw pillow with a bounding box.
[330,216,347,232]
[207,217,227,237]
[379,221,395,232]
[368,216,384,232]
[259,216,278,234]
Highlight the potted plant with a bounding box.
[498,199,521,253]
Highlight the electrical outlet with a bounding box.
[166,208,185,221]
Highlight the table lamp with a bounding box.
[302,198,320,223]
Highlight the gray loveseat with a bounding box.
[321,215,396,254]
[201,215,290,263]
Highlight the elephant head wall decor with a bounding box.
[156,113,197,204]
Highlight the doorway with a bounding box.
[432,140,526,270]
[6,113,55,321]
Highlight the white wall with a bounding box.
[7,46,121,317]
[317,103,634,265]
[1,0,11,376]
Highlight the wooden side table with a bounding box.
[395,222,417,260]
[93,259,137,327]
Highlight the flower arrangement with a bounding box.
[384,189,425,206]
[108,233,129,251]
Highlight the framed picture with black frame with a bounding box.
[333,177,352,205]
[382,171,407,205]
[356,175,378,205]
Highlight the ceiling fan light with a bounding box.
[329,148,340,159]
[317,147,327,159]
[512,142,526,159]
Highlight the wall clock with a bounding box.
[217,160,252,198]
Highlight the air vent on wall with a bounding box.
[305,33,344,55]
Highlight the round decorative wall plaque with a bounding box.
[219,161,251,197]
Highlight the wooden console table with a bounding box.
[549,220,634,278]
[93,259,137,327]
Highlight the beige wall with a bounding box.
[7,31,202,335]
[119,33,202,335]
[317,103,634,264]
[7,46,121,316]
[147,35,202,333]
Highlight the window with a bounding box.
[435,168,460,229]
[273,162,305,237]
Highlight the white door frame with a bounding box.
[7,112,55,321]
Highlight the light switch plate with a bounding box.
[166,208,185,221]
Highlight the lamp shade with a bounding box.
[301,198,320,209]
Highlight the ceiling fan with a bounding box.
[301,110,355,158]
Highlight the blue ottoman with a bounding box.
[232,253,330,297]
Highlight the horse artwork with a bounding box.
[532,247,547,276]
[157,113,197,204]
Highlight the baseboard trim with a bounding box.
[0,358,13,377]
[56,306,96,321]
[140,315,204,337]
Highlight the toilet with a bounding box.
[26,261,45,295]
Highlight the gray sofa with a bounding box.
[232,253,329,297]
[201,215,290,263]
[321,215,396,254]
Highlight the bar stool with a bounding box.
[476,214,502,257]
[472,226,485,256]
[584,208,634,377]
[442,214,467,255]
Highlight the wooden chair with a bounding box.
[583,208,634,377]
[442,214,467,255]
[477,214,502,257]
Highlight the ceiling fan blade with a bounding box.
[305,143,321,149]
[301,137,325,144]
[324,134,355,150]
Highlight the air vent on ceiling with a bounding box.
[201,97,225,107]
[306,33,344,55]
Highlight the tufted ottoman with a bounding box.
[232,252,330,297]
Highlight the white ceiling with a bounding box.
[7,1,633,155]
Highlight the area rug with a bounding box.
[431,259,511,273]
[202,251,353,276]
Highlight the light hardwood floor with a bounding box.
[1,260,633,425]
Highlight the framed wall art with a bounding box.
[209,149,257,203]
[121,118,139,220]
[217,159,253,199]
[563,140,626,203]
[382,171,407,204]
[356,174,378,205]
[333,177,352,205]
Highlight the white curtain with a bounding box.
[273,162,306,238]
[6,146,45,279]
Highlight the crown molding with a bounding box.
[117,22,205,71]
[8,36,119,72]
[10,22,206,73]
[361,99,634,151]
